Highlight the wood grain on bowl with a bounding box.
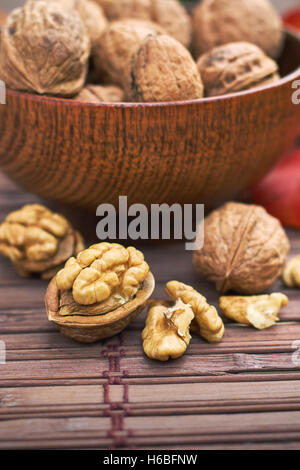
[0,30,299,211]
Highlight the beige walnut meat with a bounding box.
[193,202,290,295]
[219,293,288,330]
[130,34,204,102]
[0,204,84,279]
[193,0,283,60]
[283,256,300,288]
[95,0,192,47]
[0,0,91,96]
[197,42,279,97]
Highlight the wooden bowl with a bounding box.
[45,272,155,343]
[0,31,299,211]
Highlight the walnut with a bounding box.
[46,242,154,342]
[92,18,164,95]
[130,34,204,102]
[74,84,125,102]
[193,0,283,60]
[282,256,300,288]
[197,42,280,97]
[142,300,194,361]
[0,204,84,279]
[219,293,288,329]
[51,0,108,50]
[193,202,290,295]
[95,0,191,47]
[0,0,90,96]
[165,281,224,343]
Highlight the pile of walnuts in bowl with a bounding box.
[0,0,284,103]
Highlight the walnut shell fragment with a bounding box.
[219,293,288,329]
[95,0,192,47]
[92,18,164,95]
[142,300,194,361]
[0,204,84,279]
[197,42,280,97]
[282,256,300,288]
[192,0,283,60]
[193,202,290,295]
[130,34,204,102]
[74,84,125,102]
[0,0,91,96]
[46,242,154,342]
[165,281,224,343]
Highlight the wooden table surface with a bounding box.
[1,171,300,450]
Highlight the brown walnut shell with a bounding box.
[193,202,290,295]
[197,42,280,97]
[45,272,155,343]
[192,0,283,60]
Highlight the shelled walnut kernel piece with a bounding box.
[0,0,90,96]
[0,204,84,279]
[197,42,279,97]
[283,256,300,288]
[193,202,290,295]
[142,300,194,361]
[165,281,224,343]
[130,34,204,102]
[219,293,288,329]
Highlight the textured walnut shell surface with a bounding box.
[197,42,279,97]
[92,18,164,94]
[193,0,283,60]
[130,34,204,102]
[95,0,191,47]
[45,272,155,343]
[193,203,290,295]
[74,85,125,103]
[0,0,90,96]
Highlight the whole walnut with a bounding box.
[193,202,290,295]
[92,18,164,95]
[197,42,280,97]
[50,0,108,49]
[193,0,283,60]
[95,0,192,47]
[130,34,204,102]
[74,84,125,102]
[0,0,90,96]
[0,204,84,279]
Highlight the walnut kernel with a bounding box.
[0,0,90,96]
[282,256,300,288]
[219,293,288,329]
[193,202,290,295]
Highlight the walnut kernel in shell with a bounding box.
[130,34,204,102]
[0,0,91,96]
[193,0,283,60]
[193,202,290,295]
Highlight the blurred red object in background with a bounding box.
[252,147,300,229]
[283,7,300,33]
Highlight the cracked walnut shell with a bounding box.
[282,256,300,288]
[95,0,191,47]
[219,293,288,329]
[192,0,283,60]
[74,85,125,103]
[130,34,204,102]
[46,243,154,342]
[0,0,90,96]
[193,202,290,295]
[165,281,224,343]
[197,42,279,97]
[142,300,194,361]
[0,204,84,279]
